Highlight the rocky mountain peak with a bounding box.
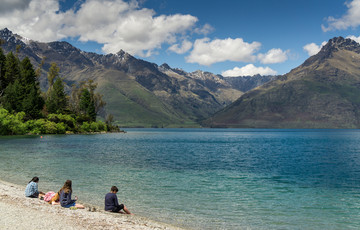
[160,63,171,70]
[302,36,360,67]
[0,28,13,38]
[320,36,360,54]
[0,27,30,49]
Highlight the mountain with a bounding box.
[0,28,275,127]
[205,36,360,128]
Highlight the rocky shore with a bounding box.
[0,180,182,230]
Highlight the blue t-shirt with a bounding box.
[105,192,119,211]
[25,182,38,197]
[59,190,76,207]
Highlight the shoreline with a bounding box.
[0,179,183,230]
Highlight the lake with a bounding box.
[1,129,360,229]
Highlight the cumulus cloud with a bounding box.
[0,0,31,14]
[186,37,261,66]
[257,48,289,64]
[221,64,277,77]
[322,0,360,32]
[303,41,327,56]
[0,0,200,57]
[347,35,360,43]
[194,23,214,35]
[168,39,193,54]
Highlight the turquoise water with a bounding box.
[1,129,360,229]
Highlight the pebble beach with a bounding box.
[0,179,182,230]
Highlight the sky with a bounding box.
[1,0,360,77]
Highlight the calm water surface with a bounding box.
[1,129,360,229]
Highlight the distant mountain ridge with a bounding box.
[205,36,360,128]
[0,28,275,127]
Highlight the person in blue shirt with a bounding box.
[105,186,132,214]
[25,177,44,198]
[59,180,85,209]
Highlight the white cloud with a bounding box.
[257,48,289,64]
[221,64,277,77]
[186,37,261,66]
[168,39,193,54]
[322,0,360,32]
[0,0,31,13]
[0,0,200,57]
[303,41,327,56]
[347,35,360,43]
[194,23,214,35]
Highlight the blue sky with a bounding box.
[1,0,360,76]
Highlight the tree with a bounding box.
[79,88,96,121]
[2,80,23,112]
[35,57,46,78]
[86,80,106,115]
[20,57,37,89]
[22,84,44,119]
[46,77,67,114]
[3,52,20,90]
[0,48,6,94]
[47,62,59,92]
[69,80,105,122]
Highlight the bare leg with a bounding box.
[123,205,132,215]
[75,203,85,209]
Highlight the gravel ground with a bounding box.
[0,180,182,230]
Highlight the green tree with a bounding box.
[70,80,105,121]
[2,80,23,112]
[3,52,20,90]
[35,57,46,78]
[46,77,67,114]
[22,84,44,119]
[47,62,59,92]
[20,57,37,89]
[19,57,44,119]
[86,80,106,115]
[79,88,95,121]
[0,48,6,94]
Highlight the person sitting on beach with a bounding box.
[50,191,60,205]
[25,177,45,198]
[59,180,85,209]
[43,191,60,205]
[104,186,132,214]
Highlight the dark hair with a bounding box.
[60,180,72,193]
[111,186,118,192]
[28,177,39,184]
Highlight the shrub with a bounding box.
[44,120,57,134]
[27,119,46,134]
[80,122,90,132]
[0,108,27,135]
[56,122,66,134]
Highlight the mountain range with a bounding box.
[205,36,360,128]
[0,28,276,127]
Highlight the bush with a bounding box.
[80,122,90,132]
[44,120,58,134]
[96,121,107,132]
[0,108,27,135]
[56,122,66,134]
[27,119,46,134]
[48,113,76,129]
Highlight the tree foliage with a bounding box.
[0,48,118,135]
[46,76,67,114]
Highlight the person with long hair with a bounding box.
[25,177,44,198]
[59,180,84,209]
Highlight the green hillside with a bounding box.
[205,37,360,128]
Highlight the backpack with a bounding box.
[44,191,56,202]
